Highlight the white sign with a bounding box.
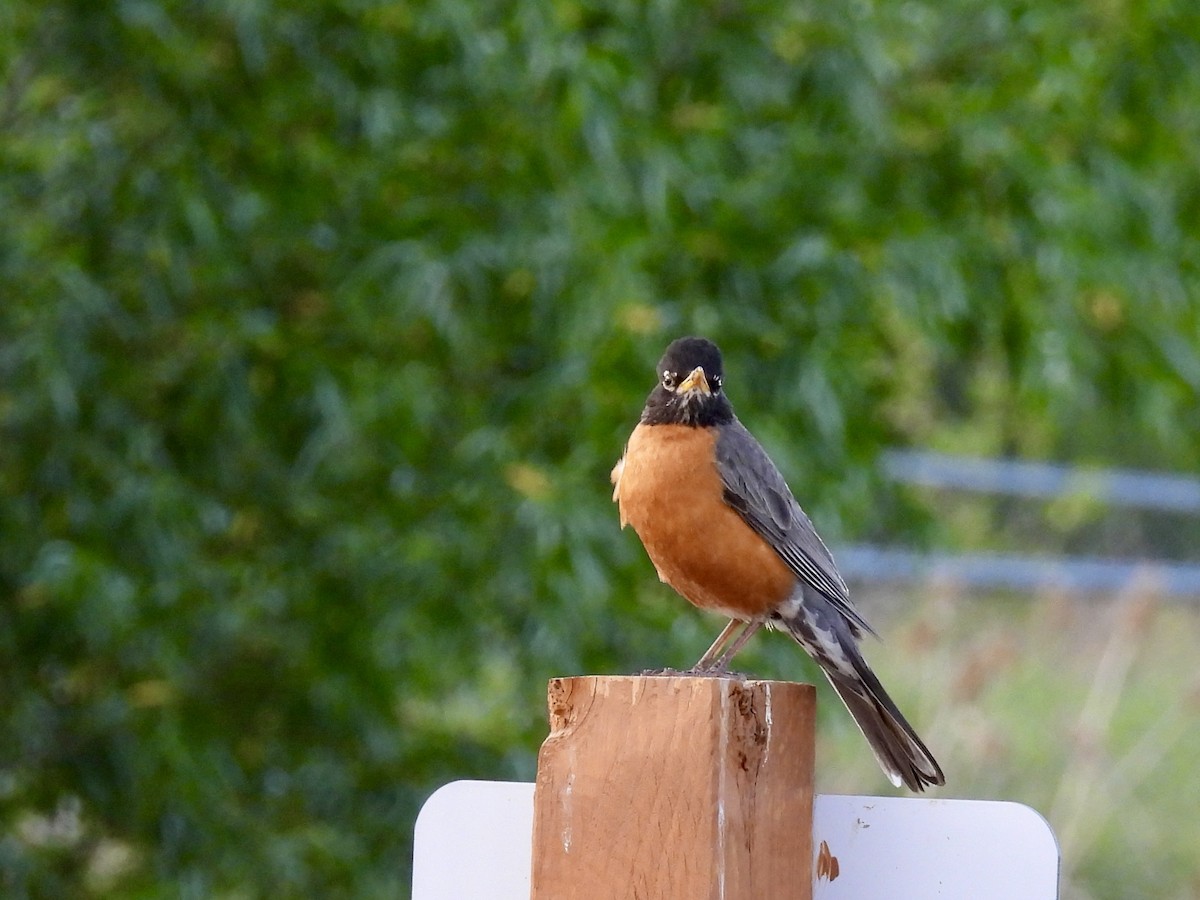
[413,780,1059,899]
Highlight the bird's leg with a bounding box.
[710,620,764,672]
[691,619,762,673]
[691,619,742,672]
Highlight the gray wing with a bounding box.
[715,419,875,637]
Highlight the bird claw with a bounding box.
[637,667,749,680]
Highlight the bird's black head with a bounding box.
[640,336,734,427]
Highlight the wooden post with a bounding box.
[530,675,815,900]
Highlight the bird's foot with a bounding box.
[683,665,749,680]
[636,666,747,679]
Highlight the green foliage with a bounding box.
[2,0,1198,896]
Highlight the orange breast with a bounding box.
[612,423,795,621]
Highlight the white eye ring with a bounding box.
[662,370,677,389]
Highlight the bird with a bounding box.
[611,336,944,791]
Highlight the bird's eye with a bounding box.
[711,374,722,392]
[662,371,677,390]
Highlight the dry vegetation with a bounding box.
[801,581,1200,900]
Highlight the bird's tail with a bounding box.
[782,606,944,792]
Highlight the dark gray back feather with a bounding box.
[714,419,874,637]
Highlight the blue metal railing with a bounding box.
[832,451,1200,597]
[881,450,1200,513]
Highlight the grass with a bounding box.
[793,580,1200,900]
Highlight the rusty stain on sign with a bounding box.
[816,839,840,881]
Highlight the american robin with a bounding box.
[611,336,944,791]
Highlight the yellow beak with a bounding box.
[677,366,711,395]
